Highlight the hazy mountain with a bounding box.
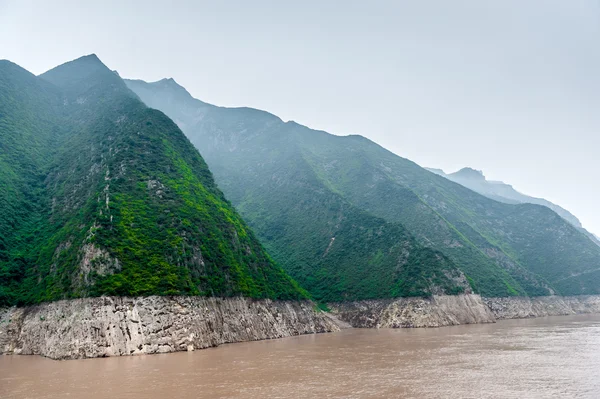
[0,55,307,306]
[127,78,600,299]
[427,167,600,246]
[122,78,476,302]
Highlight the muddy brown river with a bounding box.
[2,314,600,398]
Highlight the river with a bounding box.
[2,314,600,398]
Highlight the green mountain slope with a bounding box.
[125,79,472,302]
[427,167,600,247]
[0,55,306,306]
[126,78,600,298]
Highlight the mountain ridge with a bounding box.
[426,166,599,246]
[0,55,307,305]
[126,77,600,299]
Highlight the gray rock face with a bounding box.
[330,294,600,328]
[329,295,496,328]
[3,295,599,360]
[0,296,340,360]
[484,295,600,319]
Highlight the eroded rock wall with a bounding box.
[329,294,496,328]
[3,294,600,359]
[0,296,340,360]
[484,295,600,319]
[330,294,600,328]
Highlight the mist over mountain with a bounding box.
[0,55,306,306]
[126,78,600,299]
[3,53,598,308]
[124,79,473,302]
[427,167,600,246]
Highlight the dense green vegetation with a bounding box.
[0,55,306,306]
[231,153,469,302]
[127,78,600,299]
[125,80,470,301]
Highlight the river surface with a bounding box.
[1,314,600,398]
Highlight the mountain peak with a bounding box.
[47,53,106,72]
[39,54,115,90]
[79,53,101,62]
[450,167,486,181]
[162,77,178,84]
[155,77,189,92]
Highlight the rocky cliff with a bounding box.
[0,296,340,360]
[3,295,600,360]
[484,295,600,319]
[330,294,600,328]
[329,295,496,328]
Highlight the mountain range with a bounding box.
[427,167,600,246]
[2,54,599,308]
[125,77,600,300]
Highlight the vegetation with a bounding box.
[0,55,307,306]
[127,80,472,302]
[127,78,600,299]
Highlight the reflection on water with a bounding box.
[1,315,600,398]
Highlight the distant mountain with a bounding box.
[0,56,306,306]
[126,78,600,299]
[427,167,600,246]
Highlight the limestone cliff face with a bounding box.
[329,294,496,328]
[3,295,600,360]
[329,294,600,328]
[484,295,600,319]
[0,296,340,360]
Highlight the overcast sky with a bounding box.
[1,0,598,235]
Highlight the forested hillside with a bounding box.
[127,78,600,299]
[0,55,307,305]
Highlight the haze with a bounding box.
[1,0,598,235]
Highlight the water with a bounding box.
[2,315,600,398]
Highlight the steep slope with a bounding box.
[125,79,473,302]
[428,167,600,246]
[127,78,600,298]
[0,55,306,306]
[0,60,64,304]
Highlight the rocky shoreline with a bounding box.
[2,294,600,360]
[0,296,341,360]
[484,295,600,319]
[328,294,496,328]
[329,294,600,328]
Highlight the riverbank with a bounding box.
[0,296,341,360]
[484,295,600,319]
[2,294,600,360]
[3,314,600,398]
[329,294,600,328]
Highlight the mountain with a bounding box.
[126,78,600,299]
[124,79,474,302]
[427,167,600,246]
[0,55,307,306]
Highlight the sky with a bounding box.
[1,0,599,235]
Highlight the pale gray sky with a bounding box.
[1,0,599,235]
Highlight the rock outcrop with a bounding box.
[0,296,340,360]
[3,294,600,360]
[484,295,600,319]
[330,294,600,328]
[329,294,496,328]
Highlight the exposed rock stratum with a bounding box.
[0,296,340,360]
